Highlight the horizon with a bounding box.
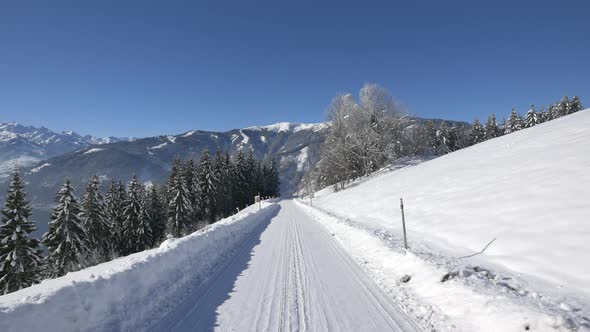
[2,0,588,137]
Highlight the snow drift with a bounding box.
[0,202,280,331]
[313,110,590,299]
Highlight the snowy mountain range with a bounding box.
[0,122,129,176]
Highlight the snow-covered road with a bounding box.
[159,200,419,331]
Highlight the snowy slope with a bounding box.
[0,202,279,332]
[313,110,590,299]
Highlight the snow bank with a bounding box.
[313,110,590,299]
[0,202,279,332]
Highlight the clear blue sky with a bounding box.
[1,0,588,137]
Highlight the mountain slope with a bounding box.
[313,109,590,298]
[0,122,128,176]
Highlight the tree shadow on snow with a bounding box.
[155,205,281,332]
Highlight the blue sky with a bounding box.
[1,0,588,137]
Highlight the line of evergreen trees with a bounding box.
[0,149,279,294]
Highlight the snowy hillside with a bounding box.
[311,110,590,316]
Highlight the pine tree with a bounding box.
[436,122,451,154]
[213,149,227,220]
[524,104,539,128]
[558,96,571,116]
[235,151,249,208]
[145,184,165,247]
[80,176,111,261]
[547,104,558,120]
[505,108,523,134]
[43,179,88,278]
[484,114,500,140]
[105,180,125,255]
[183,158,200,224]
[121,175,151,254]
[167,166,193,237]
[198,150,217,223]
[245,151,258,204]
[538,106,547,123]
[469,118,484,145]
[269,159,281,197]
[571,96,583,113]
[0,169,43,294]
[222,152,235,216]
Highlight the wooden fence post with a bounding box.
[400,198,408,250]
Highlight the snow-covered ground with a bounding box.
[306,109,590,331]
[0,201,279,331]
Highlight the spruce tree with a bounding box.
[183,158,201,223]
[269,159,281,197]
[524,104,539,128]
[571,96,583,113]
[233,150,249,208]
[80,176,111,261]
[121,175,151,254]
[213,149,227,220]
[436,122,450,154]
[105,180,125,255]
[0,169,43,294]
[145,184,166,247]
[167,166,193,237]
[484,114,500,140]
[559,96,571,116]
[505,108,523,134]
[198,150,217,223]
[43,179,88,278]
[469,118,484,145]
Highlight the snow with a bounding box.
[296,201,568,332]
[148,142,168,150]
[182,130,196,137]
[83,148,103,155]
[239,130,249,144]
[307,110,590,330]
[0,156,42,177]
[296,146,309,171]
[246,122,328,133]
[158,201,420,331]
[166,135,176,143]
[30,163,51,173]
[260,135,266,143]
[0,202,279,331]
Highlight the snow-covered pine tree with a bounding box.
[469,118,484,145]
[245,151,258,204]
[145,184,166,247]
[484,114,500,140]
[121,175,152,254]
[547,104,558,120]
[425,120,438,154]
[559,96,571,116]
[167,165,193,237]
[537,106,547,123]
[269,158,281,197]
[198,150,217,223]
[183,158,201,224]
[233,150,248,209]
[222,152,234,216]
[436,122,451,154]
[80,175,111,262]
[571,96,583,113]
[213,149,227,220]
[105,180,125,255]
[0,169,43,294]
[505,108,523,134]
[43,179,88,278]
[524,104,539,128]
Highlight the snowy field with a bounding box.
[0,202,279,331]
[308,109,590,331]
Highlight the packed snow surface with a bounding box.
[313,110,590,299]
[158,201,419,331]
